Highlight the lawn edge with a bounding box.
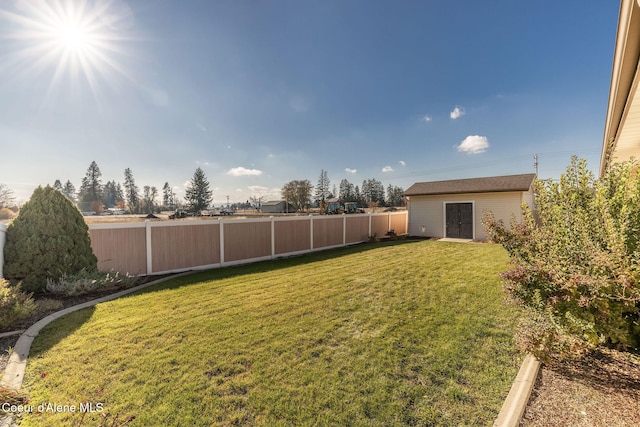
[0,272,193,392]
[493,353,540,427]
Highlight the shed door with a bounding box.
[445,203,473,239]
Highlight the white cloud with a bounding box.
[227,167,263,176]
[421,115,432,123]
[345,168,357,174]
[398,160,406,166]
[382,166,394,173]
[457,135,489,154]
[248,185,269,193]
[450,106,465,119]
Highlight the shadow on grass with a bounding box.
[27,306,96,359]
[128,239,424,297]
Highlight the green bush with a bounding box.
[0,278,36,331]
[46,269,137,296]
[483,157,640,361]
[4,186,97,293]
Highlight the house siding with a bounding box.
[408,190,532,240]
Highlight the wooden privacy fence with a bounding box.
[89,211,408,276]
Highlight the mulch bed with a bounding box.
[521,348,640,426]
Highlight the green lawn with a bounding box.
[18,240,522,426]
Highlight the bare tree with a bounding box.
[281,180,313,212]
[0,183,16,208]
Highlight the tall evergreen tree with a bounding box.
[362,178,385,206]
[162,182,176,209]
[123,168,140,214]
[78,161,103,212]
[386,185,405,207]
[53,179,63,191]
[62,180,76,202]
[339,179,355,202]
[185,167,212,214]
[315,169,331,209]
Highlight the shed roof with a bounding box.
[404,173,536,196]
[262,200,286,206]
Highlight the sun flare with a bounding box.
[0,0,134,94]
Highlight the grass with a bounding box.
[16,240,522,426]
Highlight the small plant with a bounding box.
[0,278,36,331]
[46,269,137,296]
[368,233,378,243]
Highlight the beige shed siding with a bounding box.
[408,191,531,240]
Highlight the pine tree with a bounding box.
[53,179,63,191]
[123,168,140,214]
[185,167,212,214]
[315,169,331,209]
[62,180,76,202]
[4,186,97,292]
[78,161,103,212]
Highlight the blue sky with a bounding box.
[0,0,619,205]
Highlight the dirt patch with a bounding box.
[521,347,640,426]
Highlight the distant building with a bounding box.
[261,200,292,213]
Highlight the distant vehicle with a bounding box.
[169,210,189,219]
[219,209,234,216]
[326,200,364,214]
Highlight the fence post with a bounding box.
[309,214,314,250]
[270,216,275,258]
[342,214,346,245]
[145,220,153,275]
[368,212,372,237]
[388,212,392,232]
[0,223,6,278]
[219,218,225,265]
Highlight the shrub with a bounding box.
[4,186,97,293]
[46,269,137,296]
[483,157,640,361]
[0,278,36,331]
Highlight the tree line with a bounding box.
[53,161,213,215]
[281,169,405,212]
[5,162,404,215]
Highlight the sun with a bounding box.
[54,22,93,52]
[0,0,134,94]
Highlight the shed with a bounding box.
[404,173,536,240]
[261,200,293,213]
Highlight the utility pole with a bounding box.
[534,154,539,176]
[226,195,229,209]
